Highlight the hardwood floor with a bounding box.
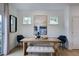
[7,47,79,56]
[62,49,79,56]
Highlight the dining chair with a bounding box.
[57,35,67,48]
[17,35,24,47]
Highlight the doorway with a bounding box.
[72,16,79,49]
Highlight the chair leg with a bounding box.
[51,53,52,56]
[17,43,22,50]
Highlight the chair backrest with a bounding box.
[17,35,24,43]
[57,35,67,43]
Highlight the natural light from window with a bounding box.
[0,15,2,23]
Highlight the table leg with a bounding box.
[23,42,28,56]
[54,43,61,56]
[53,43,58,56]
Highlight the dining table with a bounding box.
[21,37,61,56]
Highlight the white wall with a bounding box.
[9,4,18,51]
[70,5,79,16]
[18,10,65,37]
[47,11,65,37]
[0,4,4,12]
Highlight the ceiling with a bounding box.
[9,3,68,11]
[9,3,79,11]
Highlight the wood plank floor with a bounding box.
[62,49,79,56]
[7,47,79,56]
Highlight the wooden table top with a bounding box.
[21,37,61,43]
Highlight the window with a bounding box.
[0,15,2,30]
[49,16,58,24]
[0,15,2,23]
[23,17,32,24]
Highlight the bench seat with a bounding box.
[26,46,54,53]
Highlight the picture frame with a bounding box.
[49,16,59,24]
[9,15,17,32]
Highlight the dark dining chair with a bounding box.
[17,35,24,47]
[57,35,67,49]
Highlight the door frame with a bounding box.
[3,3,9,55]
[72,16,79,49]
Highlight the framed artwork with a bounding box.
[23,17,32,24]
[49,16,58,24]
[9,15,17,32]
